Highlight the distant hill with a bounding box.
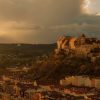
[0,43,56,67]
[0,43,56,55]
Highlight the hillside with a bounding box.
[0,42,100,83]
[26,35,100,83]
[28,51,100,83]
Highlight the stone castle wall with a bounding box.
[56,34,100,56]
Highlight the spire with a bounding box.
[81,34,86,37]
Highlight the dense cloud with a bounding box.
[0,0,100,43]
[0,0,83,24]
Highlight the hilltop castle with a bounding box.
[55,34,100,57]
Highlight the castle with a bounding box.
[55,34,100,57]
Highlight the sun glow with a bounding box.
[82,0,91,14]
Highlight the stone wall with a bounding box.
[56,35,100,57]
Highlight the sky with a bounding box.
[0,0,100,43]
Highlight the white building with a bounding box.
[60,76,100,89]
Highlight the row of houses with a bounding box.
[60,76,100,89]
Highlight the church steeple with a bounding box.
[81,34,86,38]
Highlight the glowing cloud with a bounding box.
[82,0,91,14]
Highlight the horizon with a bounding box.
[0,33,100,45]
[0,33,99,44]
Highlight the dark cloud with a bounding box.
[0,0,100,43]
[48,14,100,39]
[0,0,83,25]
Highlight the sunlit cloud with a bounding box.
[0,0,99,43]
[82,0,92,14]
[82,0,100,15]
[96,13,100,16]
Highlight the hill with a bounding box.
[28,52,100,83]
[27,35,100,83]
